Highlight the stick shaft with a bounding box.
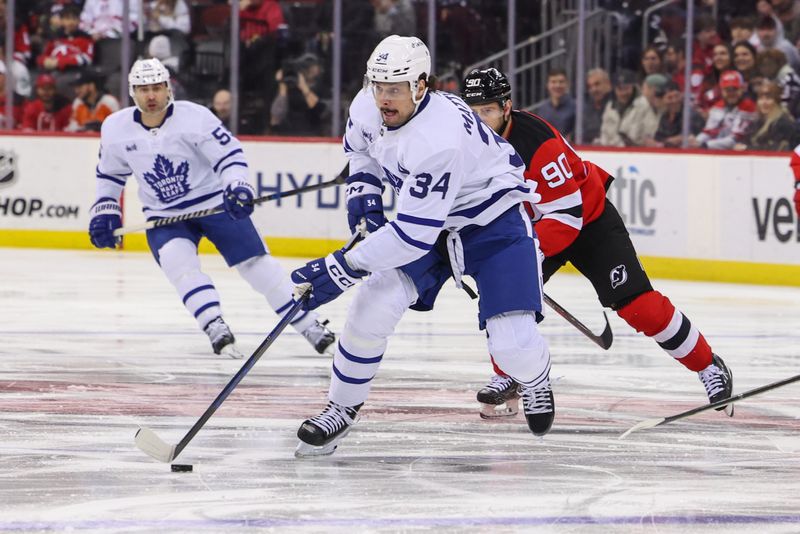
[114,166,348,237]
[543,293,613,350]
[660,373,800,426]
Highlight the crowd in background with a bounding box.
[1,0,799,151]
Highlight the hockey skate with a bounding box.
[301,319,336,355]
[477,374,520,419]
[698,353,734,416]
[295,401,362,457]
[520,380,555,436]
[204,317,243,359]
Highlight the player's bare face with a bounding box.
[469,102,505,134]
[134,83,169,115]
[372,81,417,127]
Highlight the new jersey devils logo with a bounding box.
[610,264,628,289]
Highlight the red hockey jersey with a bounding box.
[505,110,612,257]
[37,32,94,70]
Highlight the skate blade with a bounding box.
[221,344,244,359]
[479,398,519,419]
[294,427,353,458]
[723,402,734,417]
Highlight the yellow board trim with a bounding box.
[2,229,799,287]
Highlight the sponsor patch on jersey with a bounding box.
[143,154,191,203]
[610,264,628,289]
[0,149,18,190]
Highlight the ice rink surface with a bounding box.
[1,247,799,533]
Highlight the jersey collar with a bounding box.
[133,103,174,131]
[386,91,431,131]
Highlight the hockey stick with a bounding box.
[619,373,800,440]
[543,293,613,350]
[134,235,360,463]
[115,164,349,237]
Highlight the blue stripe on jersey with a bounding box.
[213,148,244,172]
[219,161,248,174]
[96,168,126,186]
[343,135,354,153]
[389,221,433,251]
[332,363,373,385]
[397,213,445,228]
[182,284,215,304]
[275,300,294,314]
[194,301,220,318]
[143,190,222,213]
[450,185,530,219]
[338,342,383,364]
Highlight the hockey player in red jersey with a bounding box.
[791,144,800,217]
[461,68,734,420]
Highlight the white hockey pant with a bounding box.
[328,268,418,407]
[158,238,222,330]
[235,254,317,333]
[486,311,551,388]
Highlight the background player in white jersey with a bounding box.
[290,35,554,457]
[88,58,335,358]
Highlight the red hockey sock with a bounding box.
[616,291,712,372]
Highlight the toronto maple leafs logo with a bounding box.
[142,154,190,203]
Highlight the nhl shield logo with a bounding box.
[610,264,628,289]
[0,149,17,190]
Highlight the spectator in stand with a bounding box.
[0,48,31,99]
[733,41,759,96]
[146,35,186,99]
[729,16,761,48]
[598,69,651,147]
[692,15,722,78]
[371,0,416,40]
[689,70,757,150]
[640,73,668,144]
[21,74,72,132]
[270,53,328,136]
[639,45,664,80]
[210,88,232,129]
[37,6,93,74]
[736,81,796,151]
[0,61,24,127]
[666,39,706,104]
[240,0,284,44]
[769,0,800,46]
[0,0,32,66]
[80,0,140,40]
[650,81,705,148]
[755,15,800,72]
[756,49,800,117]
[65,70,119,132]
[537,68,576,139]
[583,67,612,144]
[145,0,190,35]
[699,43,734,116]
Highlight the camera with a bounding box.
[281,59,299,85]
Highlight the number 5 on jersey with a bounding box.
[541,152,573,188]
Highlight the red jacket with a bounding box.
[240,0,285,42]
[21,97,72,132]
[37,31,94,70]
[506,110,612,257]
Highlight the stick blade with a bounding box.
[135,427,176,463]
[598,312,613,350]
[619,417,665,440]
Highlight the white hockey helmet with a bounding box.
[128,58,174,110]
[366,35,431,104]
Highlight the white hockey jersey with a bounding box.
[343,89,540,273]
[95,101,249,219]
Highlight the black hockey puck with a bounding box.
[171,464,193,472]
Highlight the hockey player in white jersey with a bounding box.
[88,58,335,358]
[291,36,555,456]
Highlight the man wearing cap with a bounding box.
[598,69,651,146]
[65,70,119,132]
[689,70,756,150]
[640,73,669,144]
[21,74,72,132]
